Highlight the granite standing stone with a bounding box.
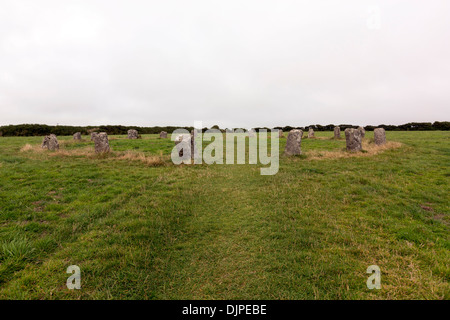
[91,132,98,141]
[308,128,315,138]
[175,134,189,158]
[160,131,168,138]
[334,126,341,139]
[127,129,139,139]
[41,134,59,150]
[374,128,386,145]
[345,128,362,152]
[93,132,110,153]
[358,126,366,138]
[175,134,197,160]
[73,132,81,140]
[284,129,303,155]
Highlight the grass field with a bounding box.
[0,131,448,299]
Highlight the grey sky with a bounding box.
[1,0,449,129]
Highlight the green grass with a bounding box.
[0,131,448,299]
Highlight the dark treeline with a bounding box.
[0,121,448,137]
[268,121,450,133]
[0,124,194,137]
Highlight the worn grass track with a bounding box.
[0,131,448,299]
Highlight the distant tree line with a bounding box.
[0,121,448,137]
[269,121,450,133]
[0,124,194,137]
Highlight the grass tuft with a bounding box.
[1,238,36,261]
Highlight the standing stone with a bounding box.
[308,128,315,138]
[160,131,168,139]
[127,129,139,139]
[175,134,189,158]
[279,129,284,138]
[91,132,98,141]
[284,129,303,156]
[345,128,362,152]
[175,134,197,160]
[374,128,386,145]
[41,134,59,150]
[73,132,81,140]
[334,126,341,139]
[358,126,366,138]
[93,132,110,153]
[174,134,186,144]
[175,134,184,143]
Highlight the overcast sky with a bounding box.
[0,0,449,128]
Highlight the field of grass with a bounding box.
[0,131,448,299]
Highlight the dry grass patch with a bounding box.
[20,143,96,158]
[306,141,403,160]
[20,143,44,153]
[114,151,168,167]
[50,148,167,166]
[19,143,166,166]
